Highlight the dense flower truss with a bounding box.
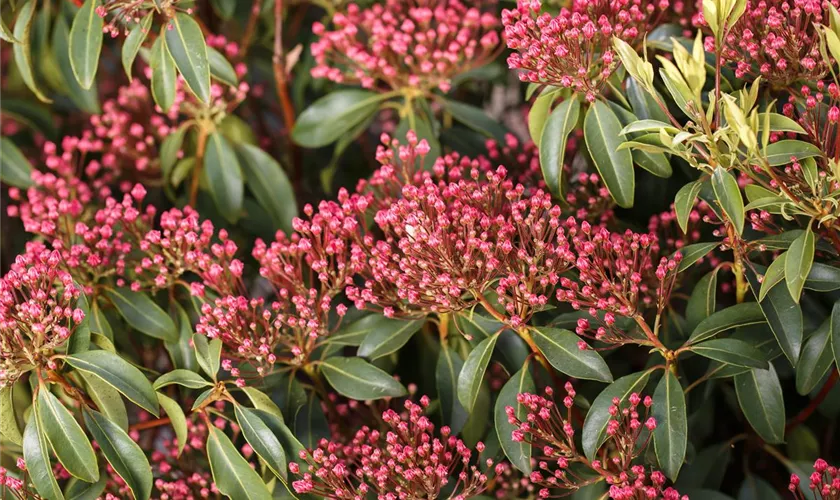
[789,459,840,499]
[718,0,839,86]
[291,397,495,499]
[0,250,83,388]
[310,0,501,92]
[503,0,669,101]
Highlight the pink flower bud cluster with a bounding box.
[310,0,501,93]
[789,458,840,500]
[556,221,682,333]
[717,0,839,86]
[0,464,25,493]
[0,249,83,388]
[507,384,682,499]
[482,135,545,189]
[503,0,669,102]
[291,397,495,499]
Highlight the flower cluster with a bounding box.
[718,0,839,86]
[503,0,669,101]
[507,384,684,499]
[789,459,840,500]
[310,0,501,92]
[291,396,496,499]
[0,249,83,388]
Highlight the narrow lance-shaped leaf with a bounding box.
[292,90,387,148]
[13,0,52,102]
[65,350,160,417]
[53,16,100,114]
[157,393,188,457]
[653,370,687,481]
[833,301,840,369]
[0,386,22,445]
[204,132,244,223]
[69,0,104,89]
[531,327,612,382]
[746,268,803,366]
[540,96,580,197]
[83,408,153,500]
[164,13,211,102]
[151,34,177,112]
[234,405,288,481]
[357,317,424,360]
[236,144,297,233]
[735,365,785,444]
[320,357,408,400]
[784,227,815,303]
[495,364,535,474]
[690,339,770,369]
[458,333,500,412]
[104,287,178,342]
[36,388,99,482]
[711,167,745,236]
[584,100,635,208]
[795,319,834,395]
[121,12,153,79]
[23,413,64,500]
[0,137,34,188]
[206,426,273,500]
[436,345,469,435]
[582,370,651,460]
[688,302,765,344]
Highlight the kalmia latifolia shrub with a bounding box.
[5,0,840,499]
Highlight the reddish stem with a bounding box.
[786,369,839,431]
[130,417,172,432]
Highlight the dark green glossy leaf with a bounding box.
[204,132,244,223]
[685,269,718,334]
[36,389,98,482]
[320,357,407,400]
[13,1,51,102]
[165,13,210,102]
[234,405,287,480]
[457,333,500,412]
[66,350,159,416]
[443,99,507,141]
[0,386,22,445]
[711,167,744,235]
[151,34,177,112]
[746,268,803,366]
[528,89,555,147]
[763,140,823,166]
[53,16,99,113]
[0,137,34,188]
[292,90,386,148]
[759,253,787,302]
[495,365,535,474]
[236,144,297,233]
[104,287,177,342]
[674,181,702,234]
[584,100,635,208]
[735,365,785,443]
[78,371,128,431]
[531,327,612,382]
[688,302,765,344]
[796,319,834,395]
[784,227,814,302]
[23,412,64,500]
[121,13,152,78]
[83,408,152,500]
[208,46,238,87]
[157,393,187,457]
[804,263,840,292]
[206,426,272,500]
[193,333,222,381]
[582,370,650,460]
[153,369,212,390]
[436,345,469,434]
[691,339,770,369]
[675,242,718,272]
[653,370,687,481]
[357,317,424,360]
[69,0,103,89]
[539,96,580,197]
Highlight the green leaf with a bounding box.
[65,351,159,416]
[157,393,188,457]
[653,370,687,481]
[674,181,702,234]
[0,137,33,188]
[685,269,718,333]
[691,339,770,369]
[68,0,103,89]
[151,34,177,112]
[13,0,51,102]
[539,96,580,197]
[67,293,91,355]
[711,167,744,235]
[763,140,823,166]
[89,300,113,340]
[0,385,22,445]
[320,357,407,400]
[0,12,20,44]
[153,369,212,390]
[164,13,210,102]
[83,408,152,500]
[207,46,238,87]
[328,314,385,347]
[833,302,840,370]
[759,253,787,301]
[204,132,244,222]
[756,113,806,134]
[206,426,273,500]
[443,100,507,141]
[738,475,784,500]
[804,263,840,291]
[36,389,98,482]
[240,387,284,420]
[746,268,803,366]
[292,90,387,148]
[78,371,128,431]
[495,364,535,474]
[357,317,424,360]
[236,144,297,233]
[234,405,287,480]
[734,365,785,444]
[531,327,612,382]
[796,319,834,395]
[53,16,99,114]
[688,302,765,344]
[160,123,188,181]
[436,345,469,434]
[675,241,718,272]
[528,90,555,147]
[121,13,152,79]
[193,333,222,381]
[582,370,651,460]
[784,227,815,303]
[23,413,64,500]
[584,100,635,208]
[457,333,500,412]
[104,287,177,342]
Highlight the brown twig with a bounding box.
[130,417,172,432]
[273,0,297,137]
[786,369,839,431]
[239,0,263,59]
